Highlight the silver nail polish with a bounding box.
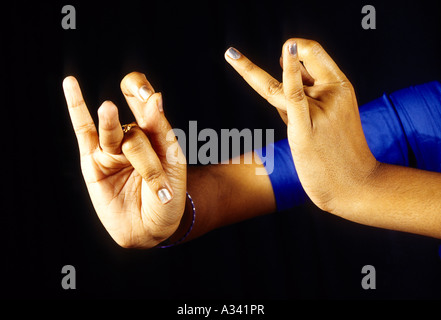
[226,47,241,60]
[139,85,152,101]
[289,42,297,56]
[158,188,172,204]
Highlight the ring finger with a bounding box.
[97,100,124,154]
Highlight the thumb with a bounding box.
[121,125,175,205]
[120,72,187,175]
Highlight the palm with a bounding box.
[63,75,187,248]
[81,150,150,246]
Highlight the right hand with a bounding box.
[63,72,187,248]
[225,39,378,213]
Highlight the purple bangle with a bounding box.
[158,192,196,248]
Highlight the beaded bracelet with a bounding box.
[158,192,196,248]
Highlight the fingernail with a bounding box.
[226,47,241,60]
[288,42,297,56]
[158,188,172,204]
[139,85,153,102]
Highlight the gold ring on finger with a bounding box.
[122,123,138,134]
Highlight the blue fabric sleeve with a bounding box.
[254,139,308,211]
[255,81,441,211]
[389,82,441,172]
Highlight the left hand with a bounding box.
[63,72,187,248]
[224,38,379,212]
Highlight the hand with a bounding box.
[63,72,187,248]
[225,38,379,212]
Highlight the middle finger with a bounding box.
[98,100,124,154]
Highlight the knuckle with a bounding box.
[69,98,86,109]
[306,39,321,50]
[122,130,145,153]
[142,168,163,185]
[339,80,354,91]
[74,121,96,136]
[303,40,323,57]
[266,79,283,96]
[243,60,256,74]
[166,158,186,175]
[290,59,301,74]
[104,139,122,150]
[287,87,306,102]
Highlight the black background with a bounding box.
[3,0,441,301]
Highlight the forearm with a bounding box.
[335,162,441,239]
[166,151,276,244]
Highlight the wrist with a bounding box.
[328,159,382,216]
[157,192,196,247]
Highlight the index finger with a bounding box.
[63,76,99,157]
[224,47,287,110]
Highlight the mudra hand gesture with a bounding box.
[64,38,441,247]
[225,38,441,238]
[63,72,187,248]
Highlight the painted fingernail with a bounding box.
[288,42,297,56]
[226,47,241,60]
[139,85,153,102]
[158,188,172,204]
